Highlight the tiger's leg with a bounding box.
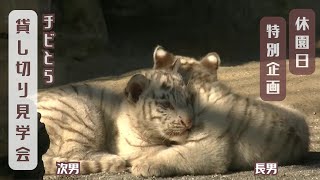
[130,136,232,177]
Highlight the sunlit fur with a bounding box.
[38,69,193,175]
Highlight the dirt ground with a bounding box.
[42,59,320,180]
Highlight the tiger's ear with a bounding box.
[200,52,221,71]
[153,45,175,69]
[125,74,150,104]
[170,59,181,73]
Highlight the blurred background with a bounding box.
[0,0,320,175]
[1,0,320,87]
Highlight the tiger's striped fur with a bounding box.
[182,59,309,170]
[38,69,193,175]
[127,49,232,177]
[141,46,309,176]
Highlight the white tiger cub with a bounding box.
[38,69,193,174]
[151,46,309,174]
[128,50,231,177]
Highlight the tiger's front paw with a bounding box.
[109,156,127,172]
[131,160,163,177]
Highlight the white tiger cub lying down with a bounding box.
[39,69,193,175]
[135,46,308,177]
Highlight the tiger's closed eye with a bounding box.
[159,101,174,110]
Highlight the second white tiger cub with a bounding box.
[151,46,309,173]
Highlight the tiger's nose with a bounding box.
[179,117,192,129]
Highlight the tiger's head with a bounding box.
[125,69,193,144]
[152,45,221,83]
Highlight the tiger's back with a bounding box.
[38,73,139,174]
[217,92,309,169]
